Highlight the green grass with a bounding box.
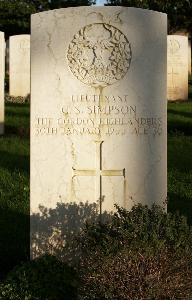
[5,103,30,136]
[168,101,192,135]
[167,95,192,222]
[0,103,29,280]
[0,95,192,279]
[168,135,192,221]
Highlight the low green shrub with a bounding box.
[5,94,30,104]
[80,204,192,255]
[78,204,192,299]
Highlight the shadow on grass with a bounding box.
[168,192,192,225]
[4,125,30,138]
[0,150,29,173]
[0,207,29,280]
[167,102,192,135]
[5,103,30,118]
[1,255,79,300]
[168,108,192,119]
[168,126,192,137]
[6,110,30,118]
[4,102,30,137]
[168,135,192,222]
[168,119,192,136]
[168,138,192,173]
[5,103,29,109]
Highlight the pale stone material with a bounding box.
[189,39,191,75]
[167,35,188,101]
[9,35,30,97]
[0,32,5,135]
[31,7,167,258]
[171,31,191,75]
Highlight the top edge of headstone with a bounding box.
[9,34,30,40]
[168,35,188,39]
[31,6,167,18]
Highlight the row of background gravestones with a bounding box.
[0,32,191,135]
[6,34,192,100]
[0,34,30,134]
[168,34,191,101]
[0,32,191,136]
[6,35,30,98]
[1,33,192,98]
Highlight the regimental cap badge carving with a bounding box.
[67,23,132,87]
[168,38,180,55]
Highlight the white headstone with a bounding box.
[0,32,5,135]
[9,35,30,97]
[167,35,188,101]
[31,7,167,257]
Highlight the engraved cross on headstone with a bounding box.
[72,141,125,214]
[168,67,179,87]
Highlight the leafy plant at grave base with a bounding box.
[78,204,192,299]
[5,94,30,104]
[0,255,79,300]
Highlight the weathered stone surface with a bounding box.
[31,7,167,258]
[0,32,5,135]
[167,35,188,101]
[9,35,30,97]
